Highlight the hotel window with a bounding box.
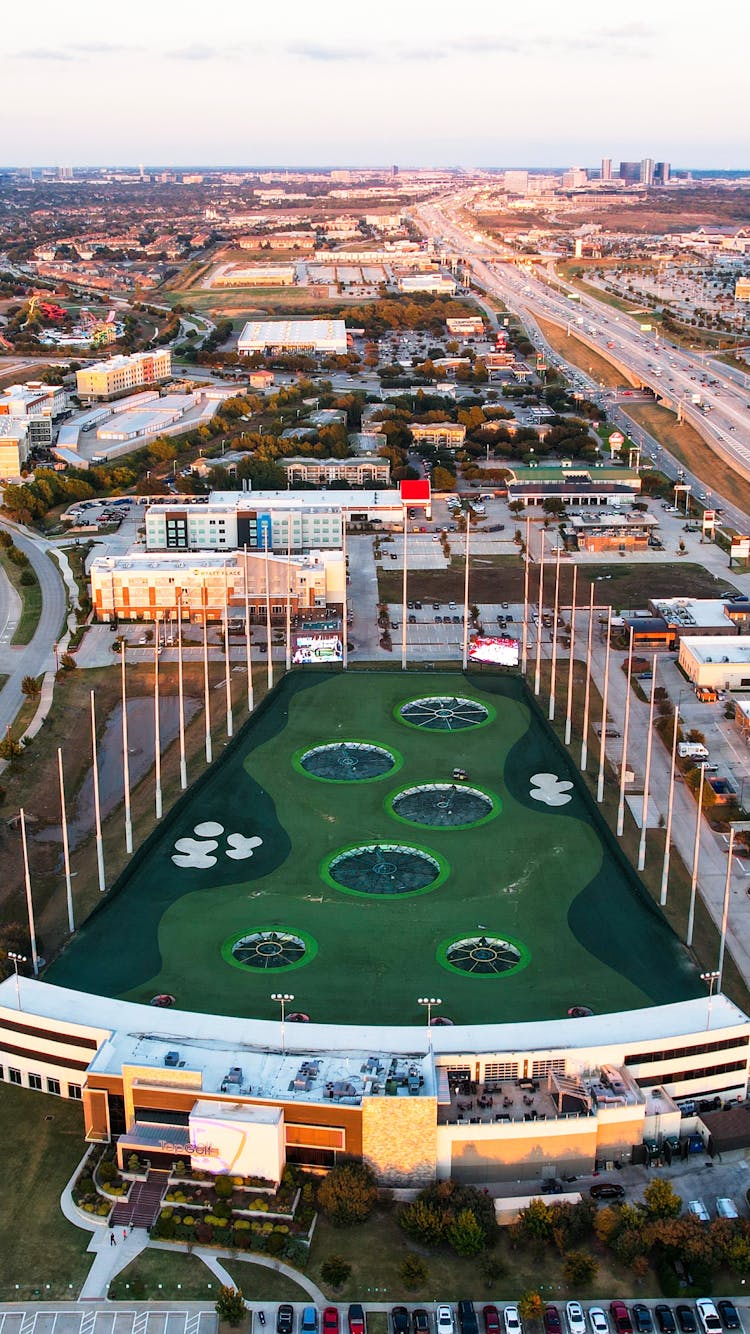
[9,1068,22,1085]
[28,1073,42,1091]
[47,1077,61,1096]
[67,1083,83,1100]
[0,1066,3,1081]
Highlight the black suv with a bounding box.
[590,1182,625,1201]
[278,1308,295,1334]
[458,1304,479,1334]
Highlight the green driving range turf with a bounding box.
[47,670,701,1026]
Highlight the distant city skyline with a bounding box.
[5,0,748,168]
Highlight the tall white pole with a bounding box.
[202,583,212,765]
[19,809,39,975]
[341,512,348,671]
[521,514,530,675]
[638,660,658,871]
[401,511,408,671]
[286,512,293,673]
[534,529,545,696]
[223,566,233,739]
[264,532,273,691]
[243,545,254,713]
[90,691,106,893]
[616,626,635,836]
[57,749,74,934]
[580,583,595,769]
[121,645,133,851]
[548,545,562,721]
[596,607,612,802]
[564,564,577,745]
[176,594,187,791]
[154,615,162,820]
[660,703,679,905]
[717,825,735,990]
[462,510,471,671]
[687,763,706,947]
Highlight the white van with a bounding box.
[716,1197,739,1219]
[678,743,709,760]
[688,1199,710,1222]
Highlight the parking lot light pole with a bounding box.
[717,825,737,993]
[8,951,27,1010]
[271,992,294,1055]
[701,970,720,1032]
[418,996,442,1049]
[687,762,708,948]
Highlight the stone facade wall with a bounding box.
[361,1095,438,1186]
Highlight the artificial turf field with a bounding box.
[47,670,702,1026]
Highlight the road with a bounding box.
[0,522,68,734]
[415,192,750,507]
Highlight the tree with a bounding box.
[642,1177,682,1220]
[447,1207,486,1256]
[21,675,41,697]
[399,1254,429,1289]
[432,465,457,492]
[399,1197,448,1247]
[518,1293,545,1325]
[562,1249,598,1286]
[320,1255,352,1288]
[317,1159,379,1225]
[518,1197,554,1244]
[542,497,566,516]
[215,1286,246,1326]
[593,1206,620,1246]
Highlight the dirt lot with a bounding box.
[624,401,750,516]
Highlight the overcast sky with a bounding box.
[5,0,748,169]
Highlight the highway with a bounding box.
[0,523,68,735]
[415,192,750,513]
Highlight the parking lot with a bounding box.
[0,1314,215,1334]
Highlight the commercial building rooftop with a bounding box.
[681,635,750,665]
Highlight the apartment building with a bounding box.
[76,350,172,400]
[281,455,391,486]
[409,421,466,448]
[0,420,30,479]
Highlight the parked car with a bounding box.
[483,1310,501,1334]
[459,1303,479,1334]
[590,1182,625,1201]
[349,1307,366,1334]
[696,1303,722,1334]
[437,1310,455,1334]
[676,1311,697,1334]
[717,1304,740,1331]
[504,1310,522,1334]
[277,1308,295,1334]
[655,1310,676,1334]
[610,1304,633,1334]
[590,1312,609,1334]
[323,1310,340,1334]
[633,1308,653,1334]
[567,1305,587,1334]
[688,1199,710,1222]
[413,1314,430,1334]
[392,1310,409,1334]
[544,1310,562,1334]
[301,1311,319,1334]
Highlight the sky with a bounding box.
[5,0,749,169]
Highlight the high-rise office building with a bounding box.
[600,158,612,182]
[562,166,588,189]
[655,161,671,185]
[57,165,73,181]
[503,169,529,194]
[619,161,640,182]
[640,158,655,186]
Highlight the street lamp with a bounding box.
[418,997,442,1047]
[700,970,720,1032]
[8,951,27,1010]
[271,992,294,1054]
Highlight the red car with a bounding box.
[349,1308,366,1334]
[324,1313,340,1334]
[484,1310,501,1334]
[544,1312,562,1334]
[610,1305,633,1334]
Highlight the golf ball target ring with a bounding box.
[221,928,318,973]
[397,695,495,732]
[438,933,530,978]
[322,841,450,897]
[388,781,500,829]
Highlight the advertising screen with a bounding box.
[292,634,343,665]
[468,636,519,667]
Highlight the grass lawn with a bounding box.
[0,548,43,645]
[108,1247,220,1300]
[622,402,750,516]
[307,1209,660,1302]
[536,317,626,388]
[0,1082,91,1300]
[222,1261,313,1302]
[47,669,701,1026]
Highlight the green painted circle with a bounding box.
[221,926,318,974]
[292,738,404,784]
[395,694,497,732]
[437,932,530,979]
[386,781,502,831]
[321,841,450,899]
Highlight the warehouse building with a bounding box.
[397,273,458,295]
[678,636,750,691]
[237,320,348,356]
[76,350,172,401]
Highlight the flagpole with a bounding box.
[521,513,530,676]
[616,626,635,837]
[19,808,39,974]
[57,749,74,933]
[401,509,408,671]
[264,531,273,691]
[202,581,212,764]
[243,544,254,714]
[534,528,545,695]
[90,690,106,892]
[121,643,133,850]
[462,510,471,671]
[176,593,187,790]
[660,703,679,905]
[564,564,577,745]
[548,544,562,721]
[286,511,293,673]
[638,659,658,871]
[223,565,233,738]
[154,614,162,819]
[580,582,595,770]
[596,607,612,802]
[341,512,348,670]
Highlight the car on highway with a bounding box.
[633,1308,653,1334]
[544,1310,562,1334]
[676,1311,697,1334]
[277,1307,295,1334]
[437,1309,455,1334]
[590,1311,609,1334]
[717,1304,739,1331]
[610,1305,633,1334]
[696,1303,722,1334]
[567,1305,587,1334]
[483,1309,501,1334]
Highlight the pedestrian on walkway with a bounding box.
[109,1231,116,1247]
[122,1229,128,1242]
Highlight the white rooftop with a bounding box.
[653,598,741,629]
[148,489,401,513]
[682,635,750,664]
[238,319,347,351]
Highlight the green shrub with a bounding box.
[266,1231,285,1255]
[19,569,36,586]
[234,1218,251,1231]
[399,1254,429,1288]
[317,1159,378,1226]
[214,1174,234,1198]
[215,1286,246,1327]
[320,1255,351,1288]
[98,1160,118,1183]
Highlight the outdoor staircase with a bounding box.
[111,1171,166,1229]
